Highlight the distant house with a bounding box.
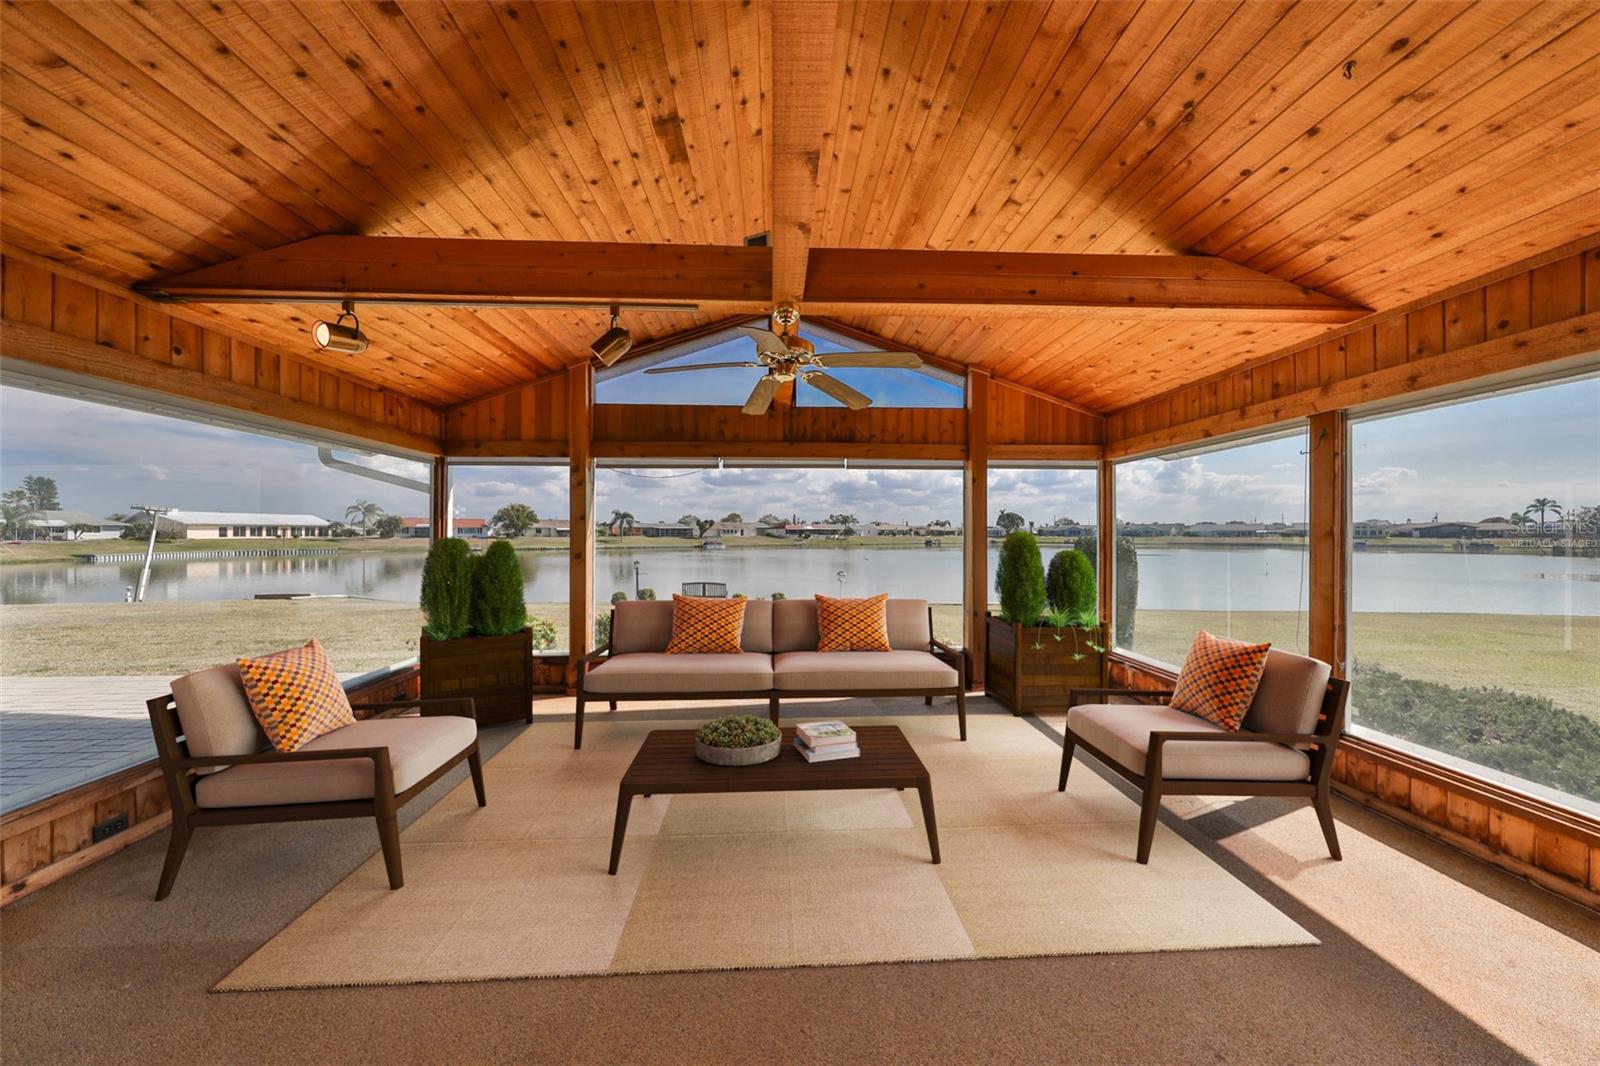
[1393,521,1478,538]
[1353,519,1394,539]
[400,517,489,538]
[23,510,128,541]
[155,510,331,540]
[1036,522,1091,537]
[634,521,694,538]
[712,521,758,537]
[1182,522,1265,537]
[528,519,570,537]
[1473,521,1521,538]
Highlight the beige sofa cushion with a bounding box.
[170,663,267,773]
[772,650,958,691]
[193,716,476,808]
[611,598,773,654]
[584,652,774,695]
[1067,702,1310,782]
[773,598,931,652]
[1243,649,1331,736]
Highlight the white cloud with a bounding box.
[140,463,171,481]
[1353,466,1417,495]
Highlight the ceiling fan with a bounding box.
[643,306,924,415]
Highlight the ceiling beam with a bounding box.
[134,236,771,307]
[801,248,1369,323]
[767,0,836,307]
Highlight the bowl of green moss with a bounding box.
[695,715,782,766]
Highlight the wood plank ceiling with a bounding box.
[2,1,1597,412]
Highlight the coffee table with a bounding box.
[608,725,939,874]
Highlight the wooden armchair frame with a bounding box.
[146,695,484,900]
[1057,679,1350,864]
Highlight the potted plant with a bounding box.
[419,537,534,727]
[695,714,782,766]
[985,533,1105,715]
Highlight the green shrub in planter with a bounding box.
[1046,548,1096,622]
[696,714,780,748]
[995,530,1046,625]
[420,537,473,640]
[470,539,527,636]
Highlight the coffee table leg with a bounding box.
[917,781,940,864]
[608,787,634,875]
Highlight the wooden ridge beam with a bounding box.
[769,0,837,306]
[134,236,771,306]
[802,248,1368,322]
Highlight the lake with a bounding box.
[4,545,1597,616]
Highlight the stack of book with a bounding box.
[794,721,859,762]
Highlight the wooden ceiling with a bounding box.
[3,1,1597,412]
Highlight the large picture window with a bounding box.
[1113,429,1310,669]
[1348,376,1600,815]
[986,464,1099,616]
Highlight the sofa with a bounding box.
[573,597,966,748]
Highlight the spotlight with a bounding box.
[590,305,632,366]
[313,300,368,354]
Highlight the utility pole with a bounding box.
[131,505,170,603]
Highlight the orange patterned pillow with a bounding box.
[236,639,355,752]
[815,593,891,652]
[1169,630,1272,732]
[665,595,747,654]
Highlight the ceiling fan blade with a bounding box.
[803,371,872,410]
[810,351,924,369]
[742,375,782,415]
[643,361,762,375]
[737,325,792,351]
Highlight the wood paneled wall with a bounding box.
[1105,656,1599,911]
[0,252,441,453]
[1106,241,1600,458]
[987,378,1104,456]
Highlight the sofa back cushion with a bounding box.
[1243,648,1332,736]
[170,662,267,773]
[774,598,931,652]
[612,598,773,653]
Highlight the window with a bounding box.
[595,319,963,409]
[0,383,430,811]
[1113,429,1310,669]
[445,462,568,652]
[594,460,964,644]
[987,464,1099,616]
[1349,376,1600,815]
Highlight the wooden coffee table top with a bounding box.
[620,726,930,794]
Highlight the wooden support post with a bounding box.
[1098,458,1116,659]
[567,364,595,687]
[1308,410,1350,675]
[429,456,449,541]
[964,369,990,689]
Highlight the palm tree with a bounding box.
[344,499,382,532]
[1523,497,1562,531]
[608,509,635,535]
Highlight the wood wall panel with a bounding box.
[1106,243,1600,457]
[0,253,441,452]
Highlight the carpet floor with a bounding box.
[2,696,1596,1065]
[216,715,1311,990]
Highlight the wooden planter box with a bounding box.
[984,615,1105,716]
[420,628,534,727]
[531,652,569,693]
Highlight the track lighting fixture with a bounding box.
[312,300,368,354]
[590,305,633,366]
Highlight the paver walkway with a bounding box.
[0,676,170,814]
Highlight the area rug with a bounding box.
[215,712,1315,991]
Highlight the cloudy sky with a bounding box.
[2,374,1594,528]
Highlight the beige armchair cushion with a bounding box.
[193,716,476,808]
[610,598,773,653]
[170,663,267,774]
[584,652,773,694]
[772,650,958,691]
[1067,702,1310,782]
[1243,649,1332,736]
[773,598,931,652]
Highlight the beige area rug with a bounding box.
[216,713,1315,991]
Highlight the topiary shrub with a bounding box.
[610,591,629,604]
[995,530,1047,625]
[469,540,527,636]
[1073,535,1139,648]
[420,537,473,640]
[695,714,780,749]
[771,591,787,600]
[1046,548,1096,622]
[526,615,558,651]
[637,587,657,601]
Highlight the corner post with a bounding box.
[428,456,449,542]
[964,368,990,689]
[568,363,595,688]
[1097,457,1115,668]
[1308,410,1350,675]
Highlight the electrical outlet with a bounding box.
[92,813,129,843]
